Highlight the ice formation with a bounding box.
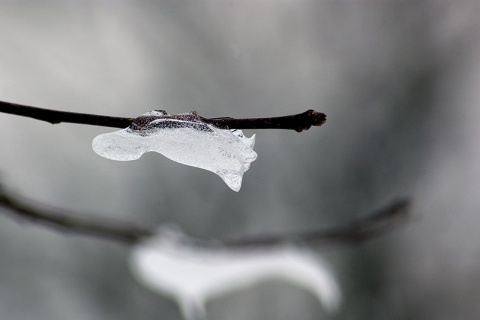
[92,110,257,191]
[130,228,341,320]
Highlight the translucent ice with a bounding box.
[92,111,257,191]
[130,228,341,320]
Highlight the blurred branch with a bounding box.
[222,199,411,248]
[0,185,151,244]
[0,100,326,132]
[0,184,410,247]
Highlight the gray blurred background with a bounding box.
[1,1,480,319]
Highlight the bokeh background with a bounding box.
[1,1,480,319]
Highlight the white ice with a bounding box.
[130,228,341,320]
[92,111,257,191]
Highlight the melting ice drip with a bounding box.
[92,110,257,191]
[130,228,342,320]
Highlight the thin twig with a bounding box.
[0,100,134,128]
[222,199,411,248]
[0,185,151,244]
[0,184,410,247]
[0,100,326,132]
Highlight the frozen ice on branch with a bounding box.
[92,110,257,191]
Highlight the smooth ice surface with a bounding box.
[130,228,341,320]
[92,111,257,191]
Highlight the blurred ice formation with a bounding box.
[92,110,257,191]
[130,227,341,320]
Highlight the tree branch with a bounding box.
[222,199,411,248]
[0,186,151,244]
[0,184,410,247]
[0,100,326,132]
[0,100,134,128]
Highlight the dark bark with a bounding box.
[0,184,410,247]
[0,100,326,132]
